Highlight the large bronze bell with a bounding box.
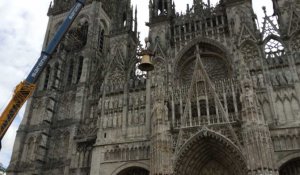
[138,53,154,71]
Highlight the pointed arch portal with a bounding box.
[117,167,149,175]
[279,158,300,175]
[174,129,247,175]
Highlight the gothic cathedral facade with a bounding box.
[7,0,300,174]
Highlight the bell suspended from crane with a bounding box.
[138,51,154,71]
[138,37,154,72]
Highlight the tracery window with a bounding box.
[180,55,229,84]
[64,21,89,51]
[265,39,285,59]
[240,42,260,70]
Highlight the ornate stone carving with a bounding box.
[8,1,300,175]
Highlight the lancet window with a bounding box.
[52,62,59,88]
[68,59,74,84]
[158,0,168,16]
[25,137,34,161]
[43,65,51,90]
[77,56,84,83]
[98,29,105,53]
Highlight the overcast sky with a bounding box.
[0,0,272,167]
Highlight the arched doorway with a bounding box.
[117,167,149,175]
[279,158,300,175]
[174,129,247,175]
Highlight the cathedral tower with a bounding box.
[7,0,300,175]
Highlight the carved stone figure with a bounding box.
[258,74,265,88]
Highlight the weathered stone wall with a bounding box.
[7,0,300,175]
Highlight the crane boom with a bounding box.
[0,0,86,150]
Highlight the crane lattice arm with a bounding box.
[0,0,86,149]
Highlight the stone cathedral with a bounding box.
[6,0,300,174]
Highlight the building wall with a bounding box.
[7,0,300,175]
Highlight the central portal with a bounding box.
[117,167,149,175]
[174,130,247,175]
[199,160,230,175]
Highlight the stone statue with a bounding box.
[258,74,265,88]
[152,85,168,122]
[240,75,255,107]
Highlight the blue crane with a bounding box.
[0,0,86,150]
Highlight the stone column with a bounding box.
[239,62,279,175]
[122,81,128,136]
[146,73,152,137]
[89,146,103,175]
[150,85,173,175]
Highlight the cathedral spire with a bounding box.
[193,0,203,4]
[134,5,138,35]
[261,6,280,38]
[272,0,279,16]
